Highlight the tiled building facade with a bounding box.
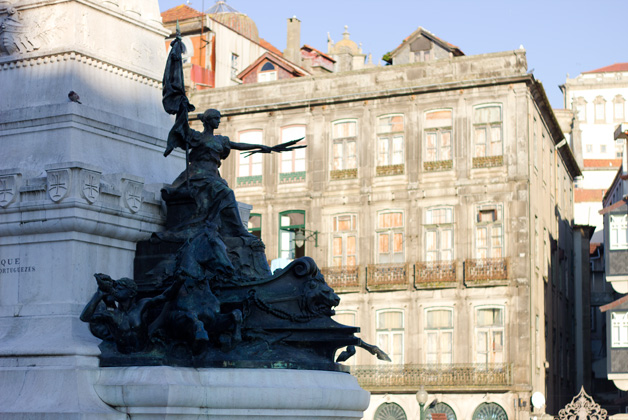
[190,49,582,418]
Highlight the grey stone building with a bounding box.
[190,45,582,418]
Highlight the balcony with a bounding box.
[330,168,357,180]
[472,155,503,168]
[415,260,457,289]
[423,159,453,172]
[376,164,404,176]
[352,363,513,392]
[322,266,360,293]
[366,263,409,291]
[464,258,508,286]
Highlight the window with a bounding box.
[332,120,357,171]
[237,130,263,185]
[258,61,277,83]
[279,125,306,182]
[475,204,503,259]
[426,308,453,365]
[474,105,502,157]
[585,144,593,154]
[332,214,357,267]
[425,109,453,165]
[248,213,261,239]
[574,97,587,122]
[616,139,624,159]
[610,214,628,250]
[425,207,453,262]
[601,144,607,154]
[377,310,404,364]
[377,211,404,263]
[614,95,625,122]
[374,403,407,420]
[594,96,606,123]
[377,114,404,168]
[279,210,305,259]
[612,312,628,347]
[533,117,538,168]
[475,307,504,364]
[231,53,239,79]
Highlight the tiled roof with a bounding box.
[584,63,628,74]
[583,159,622,168]
[575,188,607,203]
[161,4,203,23]
[590,242,602,255]
[390,27,464,57]
[601,294,628,312]
[301,44,335,62]
[259,38,282,56]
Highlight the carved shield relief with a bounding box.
[80,169,100,204]
[0,175,18,207]
[47,169,70,202]
[123,181,143,213]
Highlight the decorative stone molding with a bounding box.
[0,171,20,208]
[558,387,607,420]
[375,164,404,176]
[330,168,358,180]
[424,159,453,172]
[45,162,103,204]
[80,169,100,204]
[46,169,70,202]
[472,155,504,168]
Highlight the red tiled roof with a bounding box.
[584,63,628,74]
[575,188,607,203]
[259,38,282,57]
[583,159,622,168]
[301,44,335,62]
[590,242,602,255]
[601,294,628,312]
[161,4,203,23]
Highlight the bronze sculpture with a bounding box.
[81,25,389,371]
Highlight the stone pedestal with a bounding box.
[94,367,370,419]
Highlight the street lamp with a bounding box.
[293,228,318,248]
[416,386,428,420]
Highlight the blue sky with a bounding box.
[158,0,628,109]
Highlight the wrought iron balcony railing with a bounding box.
[415,260,457,288]
[322,266,360,291]
[464,257,508,285]
[351,363,513,392]
[366,263,409,290]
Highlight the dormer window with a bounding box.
[258,61,277,82]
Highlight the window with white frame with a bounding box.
[377,114,404,167]
[594,96,606,123]
[574,97,587,122]
[610,214,628,250]
[258,61,277,83]
[332,120,357,171]
[425,207,453,262]
[475,307,504,364]
[616,139,624,159]
[231,53,239,79]
[332,214,357,267]
[237,130,263,180]
[377,211,404,263]
[280,125,306,176]
[279,210,305,260]
[614,95,626,122]
[425,308,453,365]
[475,204,503,259]
[377,310,404,364]
[612,312,628,347]
[425,109,452,162]
[474,105,502,157]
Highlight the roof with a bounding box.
[259,38,282,57]
[390,27,464,58]
[206,0,239,14]
[575,188,607,203]
[161,4,203,23]
[590,242,602,255]
[583,159,622,168]
[237,51,310,81]
[301,44,335,63]
[601,294,628,312]
[584,63,628,74]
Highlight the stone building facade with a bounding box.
[191,48,581,418]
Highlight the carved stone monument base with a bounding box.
[94,366,370,419]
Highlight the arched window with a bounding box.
[374,402,407,420]
[258,61,277,82]
[427,402,457,420]
[471,403,507,420]
[261,62,275,71]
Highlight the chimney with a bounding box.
[284,16,301,65]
